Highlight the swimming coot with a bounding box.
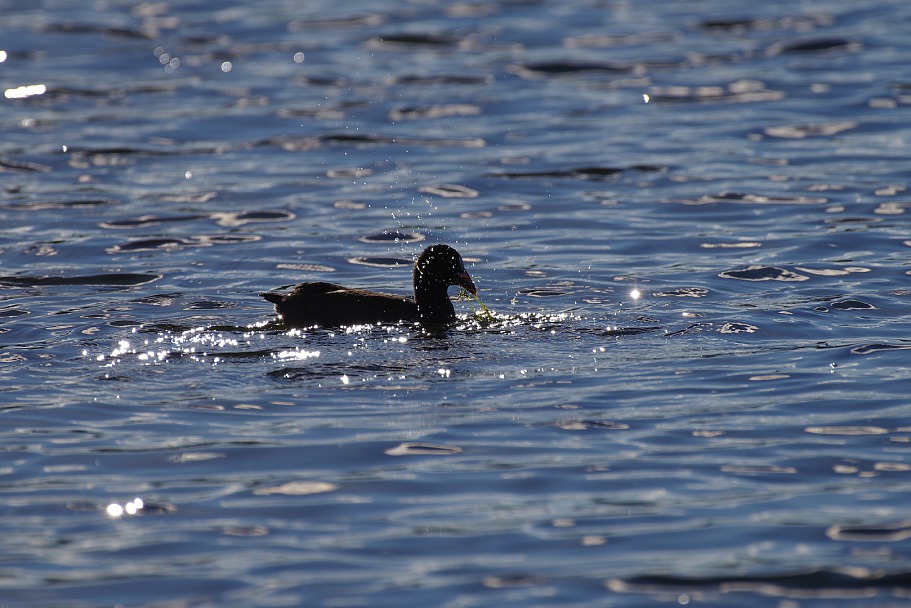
[260,244,477,328]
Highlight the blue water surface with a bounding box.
[2,0,911,606]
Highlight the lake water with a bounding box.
[2,0,911,606]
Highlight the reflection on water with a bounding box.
[106,497,144,518]
[3,0,911,605]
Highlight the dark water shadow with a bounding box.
[0,273,162,288]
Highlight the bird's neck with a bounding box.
[414,279,456,322]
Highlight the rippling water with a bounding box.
[3,0,911,606]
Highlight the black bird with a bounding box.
[260,244,477,328]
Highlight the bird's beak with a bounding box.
[457,270,477,295]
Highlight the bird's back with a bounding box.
[260,282,419,328]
